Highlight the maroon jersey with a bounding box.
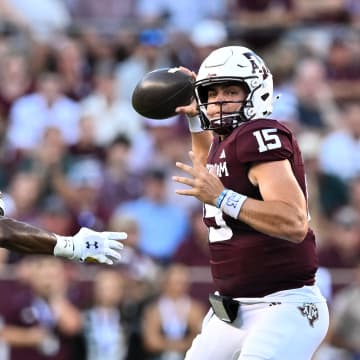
[204,118,317,298]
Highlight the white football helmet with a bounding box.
[194,46,274,134]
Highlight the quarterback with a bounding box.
[174,46,329,359]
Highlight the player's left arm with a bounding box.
[242,159,308,243]
[174,152,308,244]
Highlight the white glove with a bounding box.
[54,227,127,265]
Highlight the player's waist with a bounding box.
[209,285,326,324]
[232,285,327,304]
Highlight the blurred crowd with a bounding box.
[0,0,359,359]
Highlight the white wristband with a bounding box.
[217,189,247,219]
[187,115,203,133]
[53,235,74,259]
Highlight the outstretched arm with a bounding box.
[0,216,56,254]
[0,216,127,264]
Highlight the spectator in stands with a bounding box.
[108,212,160,287]
[324,256,360,359]
[0,8,359,360]
[188,19,228,71]
[135,0,226,34]
[53,158,108,231]
[80,60,143,146]
[324,37,360,101]
[138,119,199,212]
[53,37,92,101]
[319,101,360,182]
[99,134,143,214]
[67,0,137,35]
[0,52,33,121]
[297,131,348,240]
[15,126,73,202]
[0,256,82,360]
[114,167,189,264]
[7,72,80,152]
[4,171,42,222]
[172,207,213,305]
[108,213,161,360]
[295,0,350,24]
[347,0,360,28]
[115,28,172,102]
[81,269,128,360]
[349,175,360,216]
[0,0,71,43]
[228,0,296,50]
[0,0,32,32]
[142,264,205,360]
[293,57,339,130]
[317,206,360,270]
[0,171,48,263]
[68,116,106,163]
[36,195,78,237]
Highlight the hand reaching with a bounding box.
[54,228,127,265]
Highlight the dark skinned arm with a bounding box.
[0,193,127,263]
[0,216,56,254]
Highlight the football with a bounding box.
[132,67,194,119]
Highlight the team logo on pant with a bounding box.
[298,303,319,327]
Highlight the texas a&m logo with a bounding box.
[298,303,319,327]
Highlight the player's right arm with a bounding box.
[176,67,213,166]
[176,100,213,165]
[176,105,212,166]
[188,130,213,166]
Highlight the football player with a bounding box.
[0,193,126,264]
[174,46,329,359]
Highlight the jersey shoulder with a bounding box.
[238,118,293,135]
[232,118,295,164]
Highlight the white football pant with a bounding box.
[185,285,329,360]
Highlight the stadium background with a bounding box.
[0,0,359,359]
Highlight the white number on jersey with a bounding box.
[253,128,281,153]
[204,203,233,243]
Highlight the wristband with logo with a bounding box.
[218,190,247,219]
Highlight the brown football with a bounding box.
[132,67,194,119]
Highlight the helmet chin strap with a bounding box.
[210,113,245,135]
[206,101,249,135]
